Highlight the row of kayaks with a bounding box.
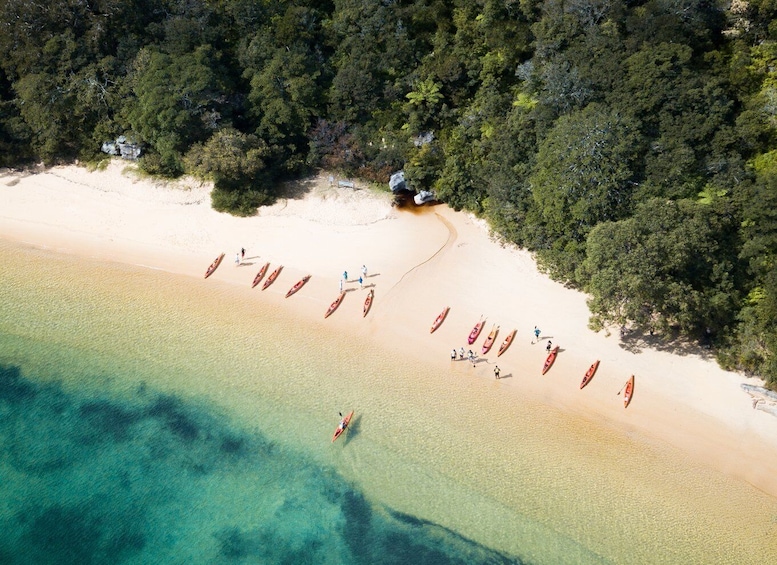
[433,305,635,407]
[432,310,515,357]
[205,253,374,319]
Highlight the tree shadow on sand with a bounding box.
[617,328,717,360]
[275,176,320,201]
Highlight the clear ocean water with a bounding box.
[1,240,776,564]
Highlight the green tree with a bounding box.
[186,128,275,215]
[528,103,641,277]
[581,198,739,335]
[123,45,227,176]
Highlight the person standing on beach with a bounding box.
[494,366,500,379]
[468,350,475,366]
[546,340,553,352]
[241,248,245,260]
[235,252,240,266]
[343,270,348,281]
[459,347,465,360]
[339,279,343,292]
[533,326,540,343]
[451,349,457,361]
[358,275,363,289]
[362,264,368,278]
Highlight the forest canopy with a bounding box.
[1,0,776,384]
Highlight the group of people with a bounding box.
[450,347,501,378]
[533,326,553,351]
[450,347,478,366]
[342,265,369,290]
[449,325,552,379]
[235,247,246,266]
[451,347,475,366]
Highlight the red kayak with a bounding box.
[430,307,449,333]
[497,329,516,357]
[286,275,311,298]
[580,360,600,389]
[262,265,283,290]
[467,318,485,344]
[204,253,224,279]
[623,375,635,408]
[363,289,374,317]
[542,346,559,375]
[325,291,346,318]
[332,411,354,442]
[251,262,270,288]
[482,325,499,354]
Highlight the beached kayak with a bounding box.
[542,346,559,375]
[430,307,449,333]
[262,265,283,290]
[580,360,600,389]
[623,375,635,408]
[286,275,311,298]
[332,411,354,443]
[204,253,224,279]
[467,318,485,344]
[482,325,499,354]
[363,289,374,317]
[251,262,269,288]
[325,291,346,318]
[497,329,516,357]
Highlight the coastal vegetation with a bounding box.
[0,0,775,384]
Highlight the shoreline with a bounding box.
[2,161,777,501]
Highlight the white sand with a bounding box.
[2,161,777,498]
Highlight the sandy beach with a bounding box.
[2,160,777,503]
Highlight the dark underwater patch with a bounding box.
[0,363,523,564]
[19,504,104,565]
[0,364,36,403]
[146,395,201,442]
[79,400,142,442]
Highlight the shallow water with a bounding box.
[1,240,776,564]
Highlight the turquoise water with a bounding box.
[0,354,520,564]
[2,240,777,564]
